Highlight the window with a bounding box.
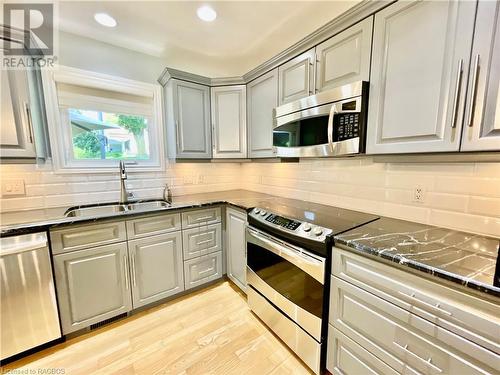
[42,67,164,172]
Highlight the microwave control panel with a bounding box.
[335,113,360,141]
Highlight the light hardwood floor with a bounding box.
[2,281,313,375]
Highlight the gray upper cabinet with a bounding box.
[54,243,132,334]
[128,232,184,308]
[315,17,372,93]
[461,0,500,151]
[226,207,247,292]
[278,49,315,105]
[247,69,279,158]
[165,79,211,159]
[0,68,37,159]
[211,85,247,159]
[367,0,476,154]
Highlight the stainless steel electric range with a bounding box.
[246,201,378,374]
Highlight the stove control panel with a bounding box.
[249,207,332,242]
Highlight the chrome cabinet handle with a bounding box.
[194,215,213,222]
[196,239,212,246]
[398,291,452,316]
[393,341,443,373]
[450,59,463,129]
[467,54,480,127]
[131,253,137,287]
[123,255,129,290]
[24,102,34,143]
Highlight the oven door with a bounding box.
[246,226,325,340]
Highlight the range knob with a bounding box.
[303,223,312,232]
[260,210,267,216]
[313,227,323,236]
[254,208,261,214]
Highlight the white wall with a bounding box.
[58,32,167,83]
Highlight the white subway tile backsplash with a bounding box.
[241,159,500,237]
[1,159,499,237]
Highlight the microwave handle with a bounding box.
[327,103,338,146]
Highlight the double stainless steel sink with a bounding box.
[65,200,170,218]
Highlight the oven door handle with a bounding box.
[246,227,325,284]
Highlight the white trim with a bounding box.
[41,65,165,173]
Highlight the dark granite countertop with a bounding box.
[0,190,276,236]
[334,217,500,298]
[1,189,498,297]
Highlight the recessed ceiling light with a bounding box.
[197,5,216,22]
[94,13,117,27]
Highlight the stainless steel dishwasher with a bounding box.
[1,232,61,360]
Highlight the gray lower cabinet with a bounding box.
[461,0,500,151]
[226,207,247,291]
[164,79,212,159]
[182,223,222,260]
[278,49,315,105]
[184,251,223,290]
[367,0,476,154]
[315,17,372,93]
[54,242,132,334]
[247,69,279,158]
[128,232,184,308]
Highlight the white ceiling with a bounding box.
[59,1,360,77]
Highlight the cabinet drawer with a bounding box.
[182,223,222,260]
[181,207,221,228]
[332,248,500,354]
[330,276,498,375]
[184,251,222,290]
[126,213,181,239]
[327,325,398,375]
[50,221,126,254]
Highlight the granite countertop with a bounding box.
[0,190,277,236]
[1,189,498,297]
[334,217,500,297]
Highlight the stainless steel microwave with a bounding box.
[273,81,368,158]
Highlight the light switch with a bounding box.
[1,179,26,196]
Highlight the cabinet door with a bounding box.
[461,0,500,151]
[226,207,247,291]
[367,0,476,154]
[247,69,278,158]
[54,243,132,334]
[278,49,315,104]
[315,17,372,93]
[172,79,211,159]
[128,232,184,308]
[0,67,36,158]
[211,85,247,158]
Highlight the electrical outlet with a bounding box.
[413,186,425,203]
[183,175,194,185]
[1,179,26,197]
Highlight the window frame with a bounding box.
[41,65,165,173]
